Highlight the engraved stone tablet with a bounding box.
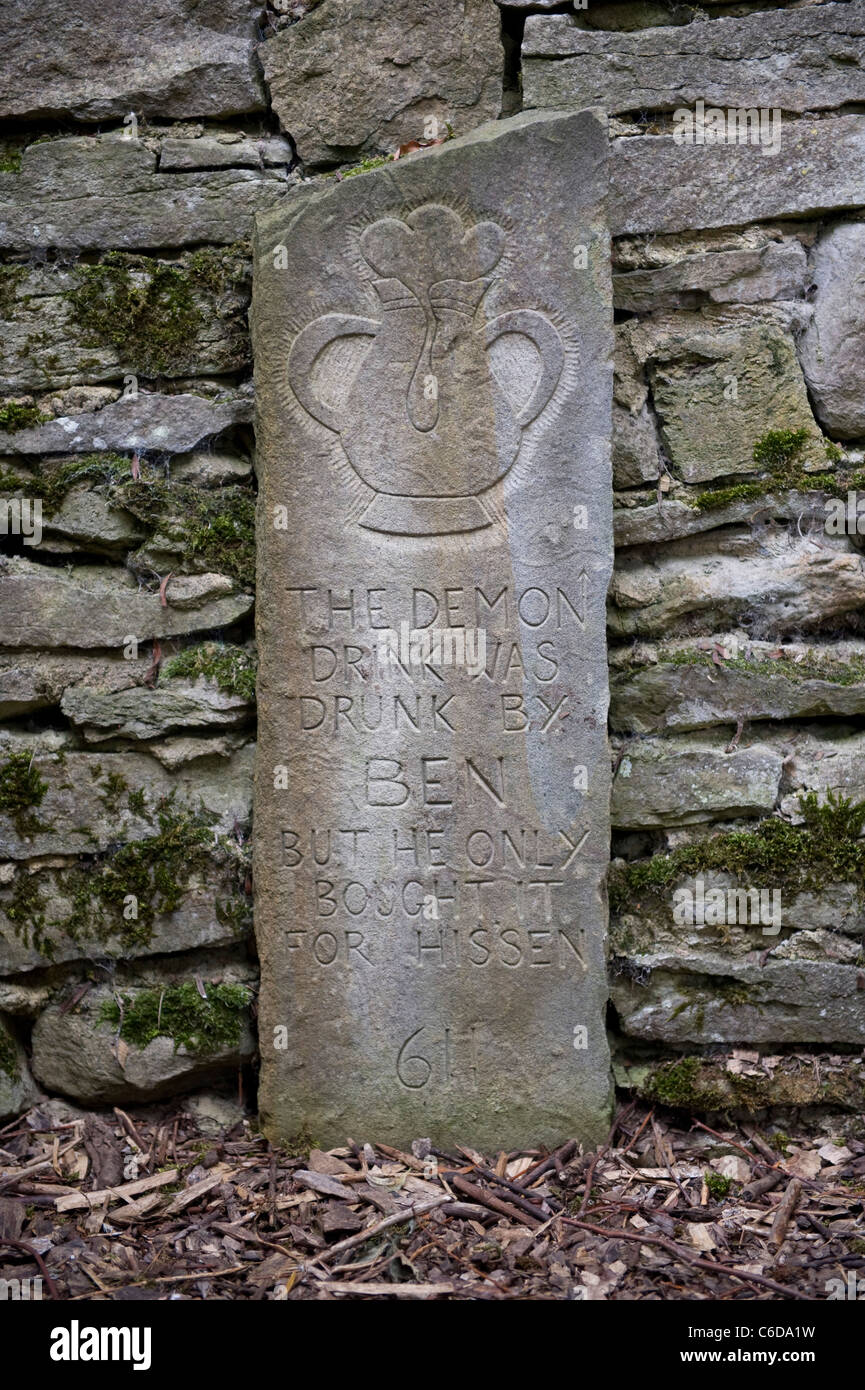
[253,110,613,1148]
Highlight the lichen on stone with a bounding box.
[0,752,48,835]
[66,245,250,378]
[609,790,865,913]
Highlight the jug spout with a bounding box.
[407,318,440,433]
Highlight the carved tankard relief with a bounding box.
[285,202,568,536]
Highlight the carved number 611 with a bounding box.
[396,1026,451,1089]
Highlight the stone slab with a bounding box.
[252,111,614,1149]
[1,0,266,122]
[610,116,865,236]
[524,5,865,116]
[260,0,503,167]
[0,137,286,252]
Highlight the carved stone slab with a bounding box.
[253,110,613,1149]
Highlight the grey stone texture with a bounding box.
[799,221,865,439]
[1,0,267,122]
[0,137,287,252]
[610,642,865,734]
[610,117,865,236]
[523,5,865,116]
[252,111,614,1149]
[30,962,256,1105]
[0,559,252,650]
[0,390,253,457]
[0,736,254,859]
[260,0,503,166]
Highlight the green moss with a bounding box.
[98,771,128,815]
[0,1024,20,1081]
[610,790,865,914]
[752,427,811,471]
[67,247,249,378]
[162,642,256,702]
[0,752,48,835]
[0,152,22,175]
[118,481,255,587]
[99,981,251,1053]
[6,872,52,958]
[825,440,844,465]
[692,427,836,512]
[704,1172,732,1199]
[335,155,392,180]
[5,797,250,955]
[645,1056,723,1112]
[40,453,131,509]
[128,788,147,817]
[659,647,865,688]
[0,401,47,432]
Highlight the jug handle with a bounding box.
[483,310,564,428]
[288,313,378,432]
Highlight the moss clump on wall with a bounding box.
[0,401,47,432]
[99,981,250,1053]
[0,752,48,835]
[6,797,250,957]
[609,790,865,913]
[162,642,257,702]
[692,427,843,512]
[643,1056,726,1109]
[67,246,249,377]
[659,647,865,688]
[117,481,255,588]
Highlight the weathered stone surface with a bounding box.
[0,856,250,975]
[611,734,782,829]
[780,728,865,820]
[37,489,144,553]
[612,871,865,963]
[611,955,865,1045]
[524,6,865,115]
[260,0,503,167]
[620,308,822,485]
[610,117,865,236]
[799,222,865,439]
[610,644,865,734]
[253,111,614,1148]
[0,389,253,457]
[0,137,287,252]
[170,450,253,487]
[158,137,263,171]
[0,736,254,860]
[30,964,256,1104]
[0,256,251,393]
[0,653,152,719]
[1,0,266,122]
[0,558,252,650]
[609,531,865,639]
[0,1016,39,1119]
[613,240,808,313]
[61,679,252,742]
[612,403,660,489]
[625,1052,865,1113]
[613,484,830,549]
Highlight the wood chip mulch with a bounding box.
[1,1099,863,1300]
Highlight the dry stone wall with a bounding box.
[1,0,864,1122]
